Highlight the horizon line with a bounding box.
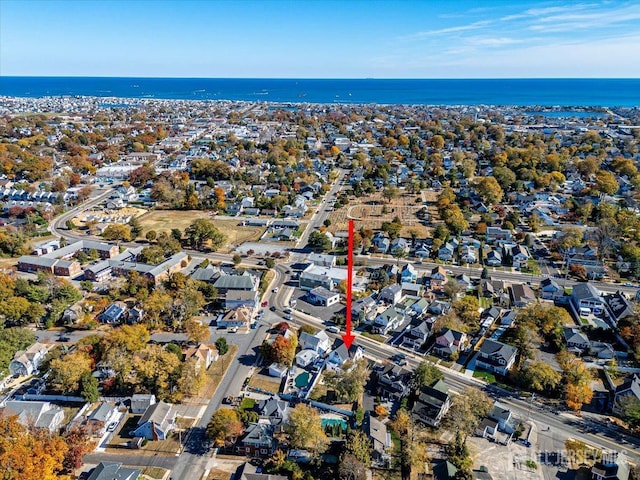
[2,75,640,81]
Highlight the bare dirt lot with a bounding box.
[327,190,430,238]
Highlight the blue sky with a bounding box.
[1,0,639,78]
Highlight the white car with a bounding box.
[106,422,118,432]
[326,326,340,334]
[272,287,279,293]
[229,326,238,333]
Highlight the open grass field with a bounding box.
[138,210,266,250]
[327,190,430,238]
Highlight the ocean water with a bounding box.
[1,77,639,107]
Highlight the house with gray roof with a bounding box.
[508,284,536,308]
[214,272,258,294]
[130,393,156,414]
[238,422,277,457]
[86,402,118,435]
[2,400,64,432]
[87,462,140,480]
[433,329,467,358]
[298,330,331,354]
[378,284,403,305]
[564,327,590,352]
[131,401,176,440]
[256,396,290,426]
[570,283,604,313]
[363,412,392,466]
[9,342,48,377]
[326,341,364,371]
[373,306,404,335]
[402,320,431,351]
[614,375,640,416]
[475,340,517,376]
[540,277,564,300]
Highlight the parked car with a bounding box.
[261,301,269,307]
[106,422,118,432]
[229,326,238,333]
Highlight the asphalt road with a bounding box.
[271,281,640,464]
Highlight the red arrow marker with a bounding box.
[342,219,355,349]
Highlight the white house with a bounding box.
[326,342,364,371]
[3,400,65,432]
[131,401,176,440]
[298,330,331,354]
[9,343,48,377]
[373,306,404,335]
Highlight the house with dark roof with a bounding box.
[591,452,630,480]
[363,412,392,466]
[402,320,431,351]
[605,292,634,326]
[214,272,259,295]
[433,329,467,358]
[412,379,451,427]
[485,249,503,267]
[131,401,176,440]
[375,363,412,400]
[432,460,458,480]
[475,340,517,376]
[87,462,141,480]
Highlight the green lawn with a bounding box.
[361,331,386,343]
[473,370,497,384]
[478,296,493,309]
[239,397,256,411]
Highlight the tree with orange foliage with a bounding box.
[0,415,70,480]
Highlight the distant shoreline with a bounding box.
[1,77,640,107]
